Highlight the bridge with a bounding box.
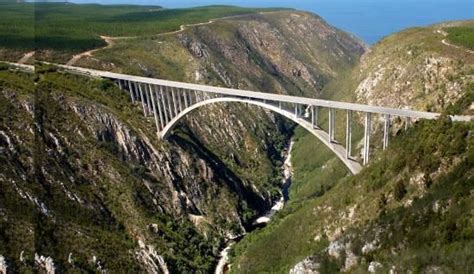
[4,62,472,174]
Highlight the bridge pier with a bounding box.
[138,84,148,116]
[311,106,319,128]
[183,89,189,108]
[363,112,372,165]
[178,89,184,112]
[167,87,173,117]
[149,85,160,133]
[346,110,352,159]
[142,83,151,115]
[171,88,178,117]
[127,81,135,103]
[405,117,411,130]
[383,114,390,150]
[117,79,123,90]
[329,108,335,143]
[150,85,162,129]
[159,87,169,123]
[154,86,165,128]
[146,84,153,114]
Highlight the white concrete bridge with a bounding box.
[5,62,472,174]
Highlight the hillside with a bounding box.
[0,8,366,273]
[228,21,474,273]
[0,2,285,63]
[353,21,474,114]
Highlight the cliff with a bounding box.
[228,21,473,273]
[0,10,366,273]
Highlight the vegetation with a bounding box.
[0,2,284,56]
[230,114,473,273]
[0,69,219,272]
[228,21,474,273]
[446,26,474,50]
[0,2,34,50]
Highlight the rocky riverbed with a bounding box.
[215,140,294,274]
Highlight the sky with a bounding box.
[34,0,474,44]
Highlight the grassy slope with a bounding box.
[0,2,34,61]
[0,68,219,272]
[446,25,474,50]
[229,83,365,273]
[230,112,473,274]
[0,2,285,61]
[229,22,474,273]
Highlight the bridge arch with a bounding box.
[161,97,362,174]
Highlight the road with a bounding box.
[56,63,472,122]
[436,29,474,54]
[65,11,285,65]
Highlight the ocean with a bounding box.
[70,0,473,45]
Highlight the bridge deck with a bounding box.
[56,64,471,122]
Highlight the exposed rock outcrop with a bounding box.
[35,254,55,274]
[289,257,320,274]
[0,255,7,274]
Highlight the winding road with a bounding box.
[65,11,283,66]
[437,29,474,54]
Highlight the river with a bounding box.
[215,140,294,274]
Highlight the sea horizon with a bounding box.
[39,0,474,45]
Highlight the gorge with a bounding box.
[0,2,473,273]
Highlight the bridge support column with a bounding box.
[165,87,174,121]
[279,101,282,109]
[405,117,411,130]
[133,82,140,103]
[153,86,165,128]
[127,81,135,103]
[194,90,201,103]
[149,85,160,134]
[187,91,193,106]
[171,88,179,117]
[184,90,189,108]
[145,85,153,114]
[312,106,319,128]
[138,83,148,116]
[329,108,335,143]
[294,104,298,118]
[117,79,123,90]
[363,112,372,165]
[159,86,169,123]
[383,114,390,150]
[177,89,184,112]
[346,110,352,159]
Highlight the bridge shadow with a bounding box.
[169,125,273,228]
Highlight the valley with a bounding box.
[0,2,473,273]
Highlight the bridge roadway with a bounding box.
[3,62,472,174]
[55,64,471,122]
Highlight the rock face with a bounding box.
[136,240,169,274]
[289,257,320,274]
[270,21,473,274]
[0,255,7,273]
[34,254,56,274]
[0,10,366,273]
[353,21,474,113]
